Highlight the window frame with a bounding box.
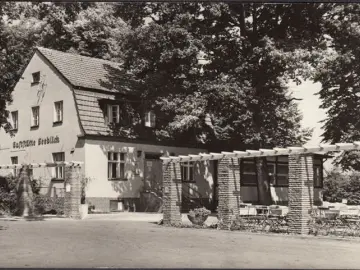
[144,110,156,128]
[31,106,40,128]
[54,101,63,124]
[107,105,120,124]
[52,152,65,180]
[11,156,18,177]
[32,72,40,84]
[181,161,195,182]
[275,160,289,187]
[10,111,18,130]
[107,152,126,181]
[267,161,276,185]
[240,158,258,186]
[239,156,324,188]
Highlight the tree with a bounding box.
[116,3,321,149]
[113,3,333,204]
[0,2,41,134]
[0,2,131,134]
[313,4,360,170]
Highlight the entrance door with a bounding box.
[144,154,162,194]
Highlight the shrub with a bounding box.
[33,194,64,215]
[188,207,211,225]
[0,175,18,215]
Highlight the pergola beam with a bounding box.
[0,161,83,170]
[160,141,360,164]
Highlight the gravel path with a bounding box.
[1,218,360,268]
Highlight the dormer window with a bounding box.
[145,110,155,128]
[107,105,120,124]
[32,72,40,84]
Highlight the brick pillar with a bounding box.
[162,162,182,226]
[217,157,241,230]
[64,166,81,219]
[288,154,314,235]
[16,166,34,217]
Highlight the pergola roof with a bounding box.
[160,142,359,164]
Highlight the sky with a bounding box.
[290,80,334,171]
[290,80,326,147]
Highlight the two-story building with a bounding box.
[0,47,325,212]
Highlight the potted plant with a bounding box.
[187,207,211,226]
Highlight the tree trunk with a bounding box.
[255,157,272,205]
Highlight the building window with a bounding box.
[11,156,18,177]
[267,162,276,185]
[53,152,65,179]
[314,164,323,188]
[107,105,120,124]
[181,162,194,182]
[32,72,40,84]
[54,101,63,123]
[108,152,126,180]
[240,159,257,185]
[31,106,39,127]
[276,163,289,186]
[145,110,156,128]
[11,111,18,130]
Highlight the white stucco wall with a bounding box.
[84,139,214,199]
[0,51,84,184]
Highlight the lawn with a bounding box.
[1,218,360,268]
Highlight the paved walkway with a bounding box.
[1,218,360,268]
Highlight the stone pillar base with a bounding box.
[288,154,314,235]
[162,162,182,226]
[64,166,81,219]
[217,158,241,230]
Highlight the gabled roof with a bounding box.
[36,47,125,93]
[35,47,139,136]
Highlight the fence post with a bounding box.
[16,166,34,217]
[162,162,182,226]
[64,165,81,219]
[217,157,241,230]
[288,154,314,235]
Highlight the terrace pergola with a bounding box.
[0,161,83,218]
[160,142,360,234]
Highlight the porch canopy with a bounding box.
[160,142,360,235]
